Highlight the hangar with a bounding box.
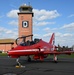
[0,39,15,52]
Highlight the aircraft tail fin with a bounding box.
[49,33,55,45]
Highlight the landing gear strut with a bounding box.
[16,58,21,66]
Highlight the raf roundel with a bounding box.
[22,21,28,28]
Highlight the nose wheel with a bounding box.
[16,58,25,68]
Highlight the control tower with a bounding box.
[18,4,34,41]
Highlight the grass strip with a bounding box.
[0,53,7,56]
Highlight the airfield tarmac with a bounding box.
[0,56,74,75]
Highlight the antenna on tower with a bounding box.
[28,2,31,6]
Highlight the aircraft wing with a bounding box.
[44,50,74,55]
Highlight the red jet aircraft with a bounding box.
[7,33,74,66]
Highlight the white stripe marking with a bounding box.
[8,49,44,53]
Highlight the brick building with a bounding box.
[0,39,15,52]
[0,4,34,52]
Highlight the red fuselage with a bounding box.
[8,39,53,59]
[7,33,73,61]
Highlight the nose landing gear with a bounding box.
[16,58,25,68]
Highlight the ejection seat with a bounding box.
[34,38,40,44]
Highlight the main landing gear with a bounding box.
[53,54,58,63]
[27,56,31,62]
[16,58,25,68]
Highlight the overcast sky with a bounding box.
[0,0,74,47]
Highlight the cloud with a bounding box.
[5,30,14,34]
[8,20,18,26]
[43,27,58,35]
[56,33,74,47]
[43,32,74,47]
[0,27,6,32]
[43,27,50,31]
[42,22,74,47]
[7,9,59,27]
[43,32,62,38]
[0,27,18,39]
[33,21,55,26]
[7,9,19,18]
[61,22,74,32]
[43,33,52,37]
[43,22,74,34]
[33,27,39,31]
[34,34,40,37]
[7,9,60,20]
[33,9,60,21]
[68,14,74,18]
[62,33,73,37]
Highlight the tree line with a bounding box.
[57,44,73,51]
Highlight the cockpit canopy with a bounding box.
[20,38,40,46]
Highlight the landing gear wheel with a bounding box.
[27,56,31,62]
[54,60,58,63]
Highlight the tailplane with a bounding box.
[49,33,55,45]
